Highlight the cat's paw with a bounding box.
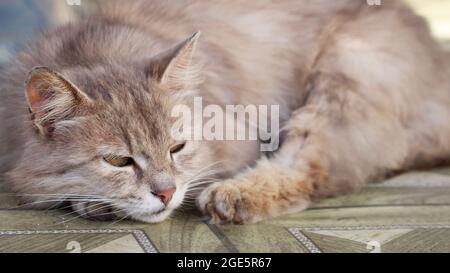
[197,182,259,224]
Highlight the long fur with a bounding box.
[1,0,450,223]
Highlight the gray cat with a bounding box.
[1,0,450,224]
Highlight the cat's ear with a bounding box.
[25,66,93,136]
[147,31,201,90]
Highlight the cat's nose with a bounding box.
[153,187,176,205]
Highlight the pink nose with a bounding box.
[153,187,176,205]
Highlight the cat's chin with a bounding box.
[129,209,173,223]
[69,200,172,223]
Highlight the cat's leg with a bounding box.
[197,69,450,224]
[196,74,404,223]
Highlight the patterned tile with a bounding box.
[289,225,450,253]
[0,229,157,253]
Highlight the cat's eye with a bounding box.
[103,155,134,167]
[170,142,186,154]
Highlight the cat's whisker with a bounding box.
[186,176,220,186]
[183,199,196,204]
[9,196,116,211]
[183,192,201,197]
[184,166,224,183]
[9,199,67,209]
[182,195,199,201]
[185,181,219,193]
[57,201,111,219]
[194,160,225,173]
[183,161,225,182]
[187,180,219,188]
[183,197,198,202]
[2,193,112,205]
[185,182,217,191]
[182,201,197,205]
[106,209,133,226]
[53,203,115,226]
[57,203,97,219]
[3,193,104,198]
[188,176,222,184]
[192,167,224,178]
[185,192,199,196]
[180,201,198,210]
[92,207,126,218]
[5,192,127,203]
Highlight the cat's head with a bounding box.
[8,32,220,223]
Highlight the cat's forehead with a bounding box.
[97,91,171,143]
[64,65,175,152]
[70,65,149,98]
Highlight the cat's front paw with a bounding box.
[197,182,259,224]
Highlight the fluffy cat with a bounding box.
[1,0,450,224]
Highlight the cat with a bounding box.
[1,0,450,224]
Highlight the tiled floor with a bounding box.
[1,169,450,252]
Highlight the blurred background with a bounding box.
[0,0,449,66]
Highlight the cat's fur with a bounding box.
[1,0,450,223]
